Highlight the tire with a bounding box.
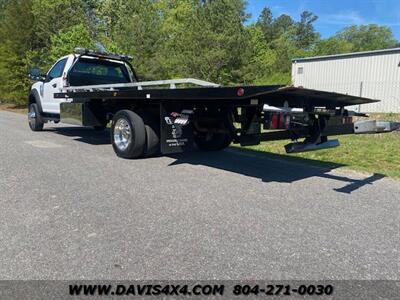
[111,110,146,159]
[28,103,44,131]
[194,120,233,151]
[139,112,160,157]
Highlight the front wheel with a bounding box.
[28,103,44,131]
[111,110,146,159]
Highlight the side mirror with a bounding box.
[28,67,46,81]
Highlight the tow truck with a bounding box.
[27,48,400,159]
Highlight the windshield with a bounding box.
[68,58,132,86]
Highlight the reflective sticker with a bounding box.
[250,99,258,105]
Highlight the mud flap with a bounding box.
[160,104,193,154]
[239,107,261,146]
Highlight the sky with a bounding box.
[247,0,400,40]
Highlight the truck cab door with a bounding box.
[42,58,69,114]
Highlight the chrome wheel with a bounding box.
[113,118,132,151]
[27,103,44,131]
[28,105,36,127]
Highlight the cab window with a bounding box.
[47,58,68,80]
[68,58,131,86]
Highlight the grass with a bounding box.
[233,113,400,179]
[1,103,399,178]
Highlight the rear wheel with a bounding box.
[140,112,160,157]
[194,120,233,151]
[111,110,146,159]
[28,103,44,131]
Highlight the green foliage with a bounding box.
[245,8,318,85]
[96,0,163,80]
[0,0,96,104]
[0,0,10,19]
[312,24,397,57]
[0,0,398,105]
[0,0,34,105]
[242,24,277,84]
[31,0,87,49]
[313,37,354,56]
[294,11,319,50]
[155,0,249,84]
[335,24,397,52]
[49,24,95,63]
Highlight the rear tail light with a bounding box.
[237,88,245,97]
[271,113,278,129]
[269,113,290,129]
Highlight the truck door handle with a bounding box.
[52,83,57,88]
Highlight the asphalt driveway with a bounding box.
[0,111,399,280]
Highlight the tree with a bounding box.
[31,0,92,67]
[0,0,34,105]
[335,24,397,51]
[242,24,277,84]
[257,7,273,41]
[313,37,353,56]
[273,14,294,37]
[0,1,399,105]
[81,0,101,38]
[245,7,317,85]
[294,11,319,50]
[156,0,249,84]
[0,0,9,16]
[0,0,96,104]
[257,9,294,43]
[31,0,88,49]
[96,0,163,80]
[48,24,95,62]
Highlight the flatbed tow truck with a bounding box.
[28,48,400,159]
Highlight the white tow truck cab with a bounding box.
[28,49,136,122]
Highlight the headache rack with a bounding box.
[74,47,133,62]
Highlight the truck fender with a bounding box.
[28,89,43,113]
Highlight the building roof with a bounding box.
[292,47,400,63]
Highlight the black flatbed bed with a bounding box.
[55,85,378,108]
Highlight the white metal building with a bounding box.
[292,48,400,112]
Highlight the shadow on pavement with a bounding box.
[49,126,384,193]
[168,148,385,194]
[47,126,111,145]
